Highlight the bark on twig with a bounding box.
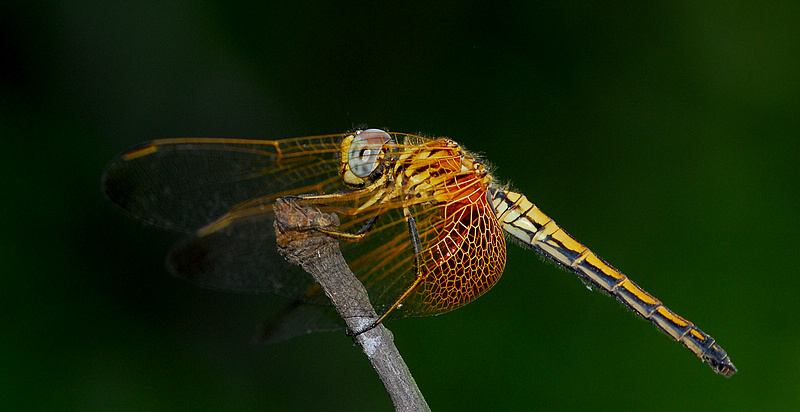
[273,198,430,412]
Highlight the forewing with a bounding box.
[102,135,346,234]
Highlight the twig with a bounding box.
[273,198,430,412]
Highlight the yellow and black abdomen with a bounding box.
[489,187,736,377]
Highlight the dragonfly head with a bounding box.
[340,129,393,187]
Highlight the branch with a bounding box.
[273,198,430,412]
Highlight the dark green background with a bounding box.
[3,1,798,410]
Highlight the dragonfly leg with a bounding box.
[286,170,390,208]
[347,207,426,336]
[196,188,382,238]
[281,183,390,241]
[346,273,425,336]
[314,213,382,241]
[284,185,375,203]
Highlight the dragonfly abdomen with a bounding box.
[489,187,736,376]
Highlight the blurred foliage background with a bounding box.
[2,1,798,410]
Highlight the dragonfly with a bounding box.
[102,128,736,377]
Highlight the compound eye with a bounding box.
[348,129,391,178]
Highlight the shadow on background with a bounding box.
[2,1,798,411]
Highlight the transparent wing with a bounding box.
[102,135,347,300]
[102,135,347,234]
[166,211,324,300]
